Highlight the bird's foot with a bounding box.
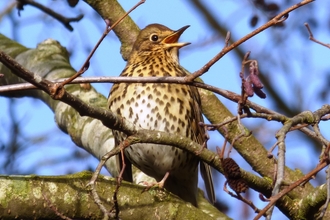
[141,172,170,192]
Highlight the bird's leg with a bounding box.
[142,172,170,191]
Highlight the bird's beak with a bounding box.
[162,25,191,48]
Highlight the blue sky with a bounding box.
[0,1,329,219]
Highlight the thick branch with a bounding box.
[0,172,226,219]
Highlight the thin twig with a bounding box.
[17,0,83,31]
[227,131,251,158]
[43,194,72,220]
[200,115,241,131]
[185,0,314,81]
[267,141,279,158]
[313,123,329,147]
[254,144,330,220]
[58,0,146,89]
[86,145,121,218]
[224,182,264,216]
[304,23,330,49]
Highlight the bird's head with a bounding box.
[129,24,190,63]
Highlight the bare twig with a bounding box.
[305,23,330,49]
[313,122,329,147]
[17,0,83,31]
[200,115,241,131]
[267,141,279,158]
[185,0,314,81]
[87,137,134,218]
[321,114,330,121]
[227,131,251,158]
[254,144,330,220]
[43,194,72,220]
[58,0,146,89]
[224,183,264,216]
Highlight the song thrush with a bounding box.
[108,23,214,206]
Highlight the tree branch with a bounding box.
[0,172,227,219]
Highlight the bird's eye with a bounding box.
[150,34,158,42]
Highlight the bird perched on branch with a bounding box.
[108,23,214,206]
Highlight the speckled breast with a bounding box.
[108,57,202,180]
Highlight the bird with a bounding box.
[108,23,214,206]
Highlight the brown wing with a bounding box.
[189,85,215,204]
